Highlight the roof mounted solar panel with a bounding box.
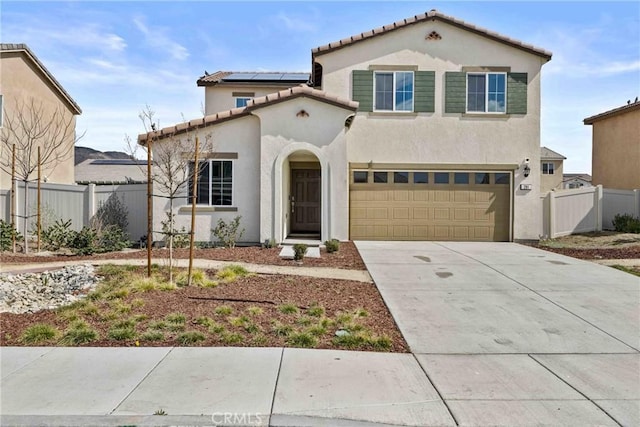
[281,73,310,81]
[223,73,258,81]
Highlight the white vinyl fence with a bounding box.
[0,182,147,242]
[542,185,640,238]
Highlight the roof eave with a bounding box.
[312,11,552,62]
[1,44,82,115]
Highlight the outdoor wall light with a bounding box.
[523,158,531,178]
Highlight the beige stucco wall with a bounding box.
[0,52,77,190]
[151,115,261,243]
[253,97,354,242]
[591,109,640,190]
[205,85,299,115]
[540,160,563,193]
[315,20,547,240]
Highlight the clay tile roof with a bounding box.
[583,99,640,124]
[0,43,82,114]
[312,9,552,61]
[196,70,233,86]
[540,146,566,160]
[138,85,358,143]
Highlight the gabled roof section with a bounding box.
[583,99,640,124]
[562,173,592,182]
[0,43,82,114]
[197,71,310,87]
[540,146,566,160]
[138,85,358,143]
[312,9,552,61]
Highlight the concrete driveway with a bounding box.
[356,241,640,426]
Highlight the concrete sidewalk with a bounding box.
[0,257,372,283]
[1,347,451,427]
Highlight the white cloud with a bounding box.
[276,12,317,33]
[132,16,189,61]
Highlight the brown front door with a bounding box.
[290,169,321,234]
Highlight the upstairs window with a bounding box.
[235,97,251,108]
[189,160,233,206]
[467,73,506,113]
[542,162,555,175]
[374,71,413,112]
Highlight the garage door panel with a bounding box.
[350,171,510,241]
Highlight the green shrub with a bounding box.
[307,304,325,317]
[324,239,340,253]
[195,316,215,327]
[70,226,98,255]
[208,323,226,334]
[97,225,130,252]
[165,313,186,324]
[247,306,263,316]
[177,331,206,345]
[221,332,243,344]
[293,244,308,261]
[0,219,22,251]
[211,216,245,248]
[160,212,190,249]
[108,327,136,341]
[612,214,640,233]
[278,303,299,315]
[214,305,233,316]
[93,193,129,231]
[141,330,165,341]
[61,321,99,345]
[271,321,293,337]
[21,323,58,344]
[216,265,249,282]
[41,219,74,251]
[287,332,317,348]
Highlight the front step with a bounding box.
[279,245,321,259]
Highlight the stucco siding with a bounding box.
[0,53,76,189]
[205,86,301,115]
[151,115,261,243]
[591,109,640,190]
[540,160,563,193]
[315,20,545,240]
[253,97,353,242]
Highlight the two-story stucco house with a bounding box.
[0,43,82,190]
[584,99,640,191]
[139,10,552,243]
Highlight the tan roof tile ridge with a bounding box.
[312,9,552,60]
[138,85,358,143]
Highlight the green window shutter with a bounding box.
[352,70,373,112]
[414,71,435,113]
[507,72,527,115]
[445,72,466,113]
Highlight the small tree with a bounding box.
[127,106,213,282]
[0,97,84,252]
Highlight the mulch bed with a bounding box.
[0,270,408,352]
[0,241,367,270]
[529,244,640,260]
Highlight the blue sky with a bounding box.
[2,1,639,173]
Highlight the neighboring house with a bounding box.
[562,173,592,190]
[584,99,640,190]
[139,9,552,243]
[75,159,148,184]
[539,146,566,193]
[0,43,82,189]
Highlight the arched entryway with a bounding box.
[273,143,329,243]
[287,151,321,237]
